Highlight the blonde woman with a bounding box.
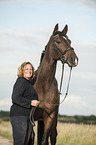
[10,62,40,145]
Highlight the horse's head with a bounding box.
[51,24,78,67]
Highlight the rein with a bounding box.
[40,65,72,107]
[60,63,64,93]
[59,65,72,103]
[30,64,72,125]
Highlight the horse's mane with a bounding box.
[40,50,45,65]
[39,45,47,65]
[33,45,46,82]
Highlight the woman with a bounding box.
[10,62,40,145]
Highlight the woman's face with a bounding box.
[23,64,32,80]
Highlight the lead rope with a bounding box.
[29,107,36,126]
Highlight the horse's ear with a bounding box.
[52,23,58,35]
[62,24,68,35]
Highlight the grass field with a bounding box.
[0,120,96,145]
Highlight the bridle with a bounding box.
[52,34,74,92]
[52,35,74,64]
[39,35,73,107]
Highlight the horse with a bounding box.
[30,24,78,145]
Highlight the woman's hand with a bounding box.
[31,100,40,107]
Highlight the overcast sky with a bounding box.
[0,0,96,115]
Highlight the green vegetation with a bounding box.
[0,111,9,121]
[58,114,96,124]
[0,111,96,124]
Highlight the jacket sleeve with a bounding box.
[12,78,31,108]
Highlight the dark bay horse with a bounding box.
[31,24,78,145]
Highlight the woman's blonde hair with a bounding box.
[17,62,34,78]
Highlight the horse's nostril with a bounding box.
[70,57,78,66]
[71,57,75,62]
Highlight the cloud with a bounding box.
[72,72,96,80]
[0,98,12,111]
[0,0,96,9]
[0,98,11,106]
[61,0,96,9]
[59,94,96,115]
[0,28,49,53]
[79,0,96,8]
[0,28,51,72]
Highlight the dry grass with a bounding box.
[0,120,96,145]
[57,122,96,145]
[0,120,12,142]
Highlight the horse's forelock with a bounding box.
[54,31,68,39]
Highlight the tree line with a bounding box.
[0,111,96,124]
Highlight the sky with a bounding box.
[0,0,96,116]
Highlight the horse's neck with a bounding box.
[39,57,56,80]
[34,42,57,92]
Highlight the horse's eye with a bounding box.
[56,41,61,44]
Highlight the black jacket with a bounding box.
[10,77,38,117]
